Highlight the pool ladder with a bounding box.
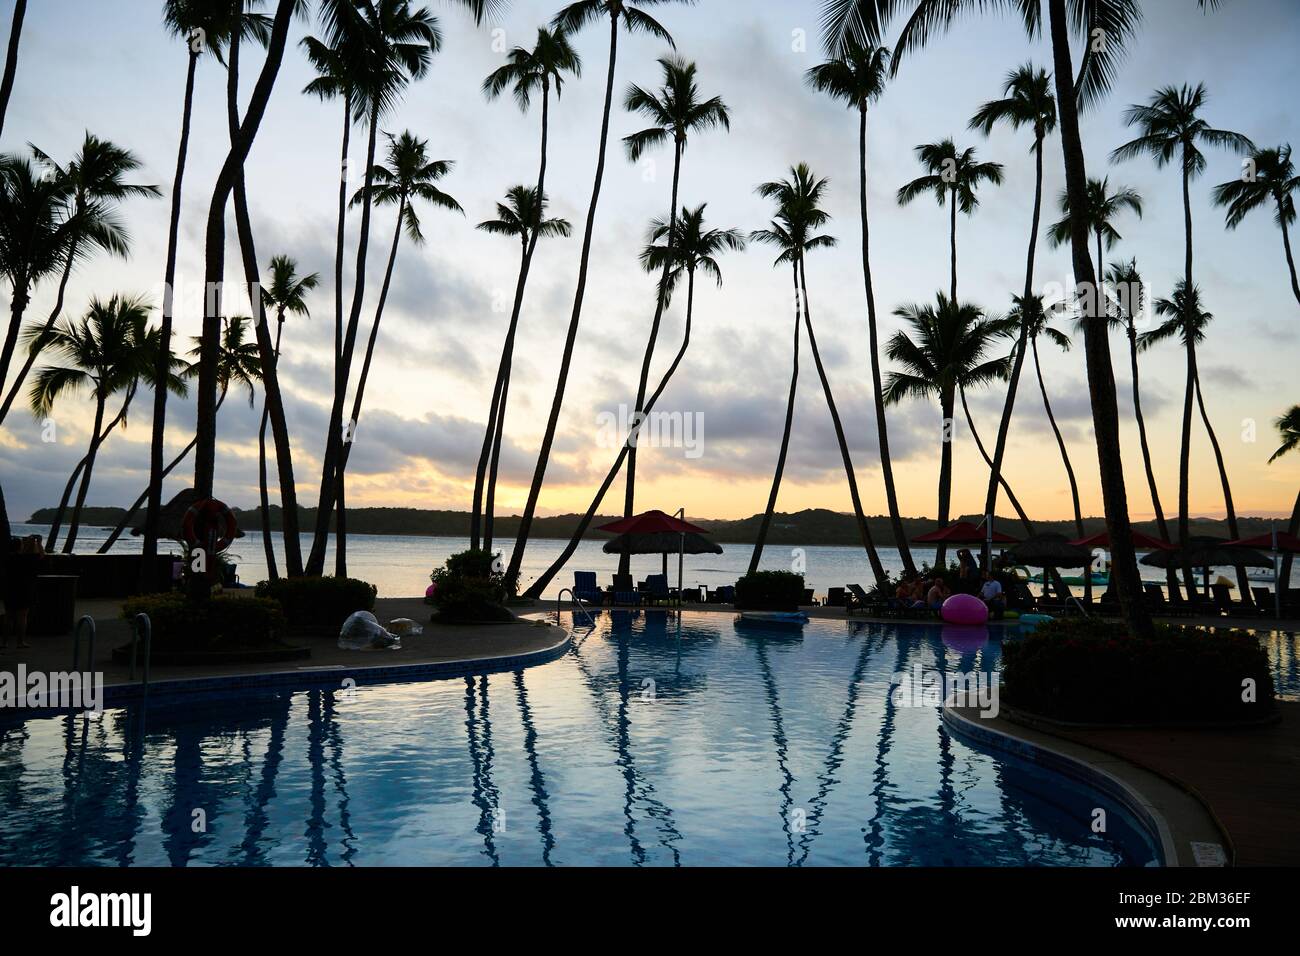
[129,613,153,697]
[555,588,596,629]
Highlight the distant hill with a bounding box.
[26,504,1282,546]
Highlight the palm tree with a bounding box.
[747,164,885,577]
[506,0,685,590]
[1269,405,1300,586]
[143,0,269,575]
[967,62,1055,567]
[883,293,1010,571]
[1213,144,1300,310]
[473,25,581,550]
[1047,176,1143,286]
[334,130,462,576]
[96,316,262,556]
[615,55,730,576]
[1101,258,1172,553]
[303,0,447,577]
[897,138,1002,303]
[820,0,1164,639]
[1112,82,1254,594]
[475,186,572,550]
[1140,280,1251,598]
[29,295,184,552]
[0,0,27,139]
[521,203,744,599]
[256,256,318,580]
[0,134,161,427]
[806,39,914,575]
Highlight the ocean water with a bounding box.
[13,522,1293,602]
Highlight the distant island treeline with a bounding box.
[26,505,1280,548]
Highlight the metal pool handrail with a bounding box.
[556,588,596,629]
[129,613,152,694]
[72,615,95,672]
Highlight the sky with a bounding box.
[2,0,1299,526]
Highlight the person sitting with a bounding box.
[894,577,920,608]
[2,535,43,650]
[926,578,950,610]
[979,570,1006,619]
[956,549,979,586]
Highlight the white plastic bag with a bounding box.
[387,618,423,637]
[338,610,402,650]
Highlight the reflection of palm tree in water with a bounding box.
[305,690,330,865]
[463,675,500,866]
[162,716,209,866]
[322,692,357,865]
[240,693,292,866]
[792,627,888,865]
[568,617,683,865]
[751,640,796,867]
[863,636,912,864]
[513,670,555,866]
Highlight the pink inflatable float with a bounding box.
[941,592,989,626]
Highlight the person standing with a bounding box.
[1,535,43,649]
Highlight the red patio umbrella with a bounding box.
[597,509,709,535]
[598,509,710,604]
[1068,530,1175,551]
[1222,531,1300,552]
[911,521,1019,544]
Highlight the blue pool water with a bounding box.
[0,612,1167,866]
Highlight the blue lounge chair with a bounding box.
[573,571,603,607]
[641,574,671,605]
[611,573,641,607]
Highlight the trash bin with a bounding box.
[31,574,78,636]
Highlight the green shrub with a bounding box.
[429,549,513,623]
[254,576,377,630]
[735,570,805,611]
[122,593,285,650]
[1002,618,1275,724]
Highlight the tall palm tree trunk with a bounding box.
[618,139,684,576]
[523,267,698,600]
[333,98,351,456]
[800,256,886,584]
[860,104,913,574]
[65,389,122,553]
[1279,204,1300,309]
[505,12,620,589]
[0,0,26,140]
[0,283,29,404]
[959,386,1033,533]
[1126,314,1178,593]
[1282,486,1299,588]
[47,388,131,552]
[948,186,958,302]
[307,103,381,576]
[981,135,1044,569]
[257,319,285,580]
[482,241,530,553]
[334,199,408,577]
[1194,373,1251,599]
[1176,160,1199,595]
[226,19,302,575]
[1046,0,1151,637]
[142,48,199,577]
[933,385,956,571]
[475,79,552,550]
[1032,336,1083,537]
[0,240,81,425]
[193,0,294,498]
[750,263,802,575]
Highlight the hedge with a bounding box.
[254,576,377,630]
[735,570,805,611]
[1001,618,1275,724]
[429,549,513,623]
[121,593,285,650]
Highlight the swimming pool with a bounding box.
[0,611,1163,866]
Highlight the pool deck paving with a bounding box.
[4,595,1297,865]
[1,597,566,689]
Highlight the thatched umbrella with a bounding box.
[604,532,722,596]
[130,488,246,544]
[1141,535,1271,594]
[1009,533,1091,600]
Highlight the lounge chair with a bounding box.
[826,587,846,609]
[1210,583,1242,617]
[611,573,641,607]
[801,588,817,607]
[573,571,604,607]
[1252,586,1276,615]
[713,585,735,604]
[1143,582,1171,616]
[847,583,887,617]
[641,574,671,606]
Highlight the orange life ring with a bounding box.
[182,497,238,553]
